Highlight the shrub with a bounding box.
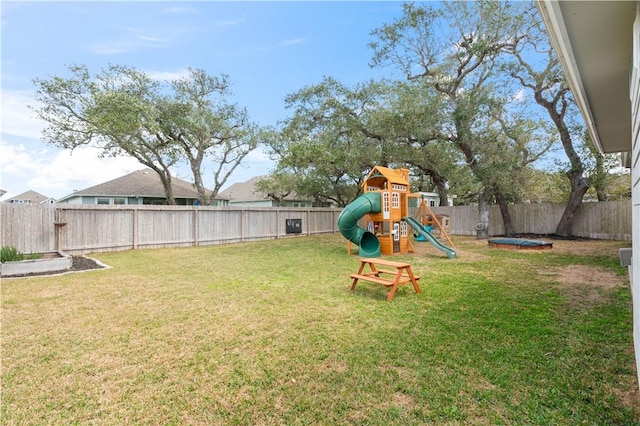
[1,246,24,262]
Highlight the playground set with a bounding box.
[337,166,456,301]
[337,166,456,259]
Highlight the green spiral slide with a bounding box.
[337,192,381,258]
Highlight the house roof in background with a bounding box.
[5,190,52,203]
[57,169,222,201]
[536,0,635,156]
[218,176,271,202]
[218,176,303,202]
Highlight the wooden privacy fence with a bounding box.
[0,201,632,255]
[1,205,341,255]
[431,200,632,241]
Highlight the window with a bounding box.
[401,221,408,237]
[114,198,126,205]
[383,192,390,219]
[392,192,400,209]
[97,198,110,205]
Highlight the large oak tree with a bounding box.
[33,65,261,204]
[369,1,549,236]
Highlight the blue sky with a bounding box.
[1,1,406,200]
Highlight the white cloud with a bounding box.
[29,147,142,197]
[0,142,36,177]
[1,90,43,140]
[0,140,141,200]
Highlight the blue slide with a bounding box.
[404,216,456,259]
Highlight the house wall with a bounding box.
[229,200,274,208]
[630,2,640,393]
[60,196,144,205]
[282,201,314,208]
[418,192,454,207]
[227,200,315,208]
[60,196,204,205]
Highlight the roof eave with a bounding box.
[536,0,634,160]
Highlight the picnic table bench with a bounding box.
[350,258,421,302]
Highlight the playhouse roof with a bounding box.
[363,166,410,187]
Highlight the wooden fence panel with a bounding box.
[433,201,632,240]
[574,200,632,240]
[198,209,243,245]
[309,209,338,234]
[432,205,477,236]
[244,210,278,239]
[58,206,135,252]
[0,204,56,253]
[137,208,194,249]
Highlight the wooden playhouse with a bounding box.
[361,166,413,255]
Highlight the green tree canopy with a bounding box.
[266,77,391,207]
[33,65,261,204]
[369,1,551,236]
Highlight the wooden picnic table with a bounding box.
[350,257,421,302]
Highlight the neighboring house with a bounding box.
[218,176,321,208]
[4,190,56,204]
[417,192,455,207]
[57,169,229,206]
[536,0,639,389]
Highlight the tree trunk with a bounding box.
[144,165,176,205]
[190,163,209,205]
[476,191,490,239]
[160,174,176,205]
[533,87,591,237]
[555,170,590,237]
[593,152,608,201]
[434,176,449,206]
[494,191,516,236]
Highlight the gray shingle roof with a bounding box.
[5,190,52,203]
[58,169,214,200]
[218,176,269,202]
[218,175,305,202]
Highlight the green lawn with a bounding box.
[2,234,638,425]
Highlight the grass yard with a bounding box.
[2,234,639,425]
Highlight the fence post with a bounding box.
[54,207,66,252]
